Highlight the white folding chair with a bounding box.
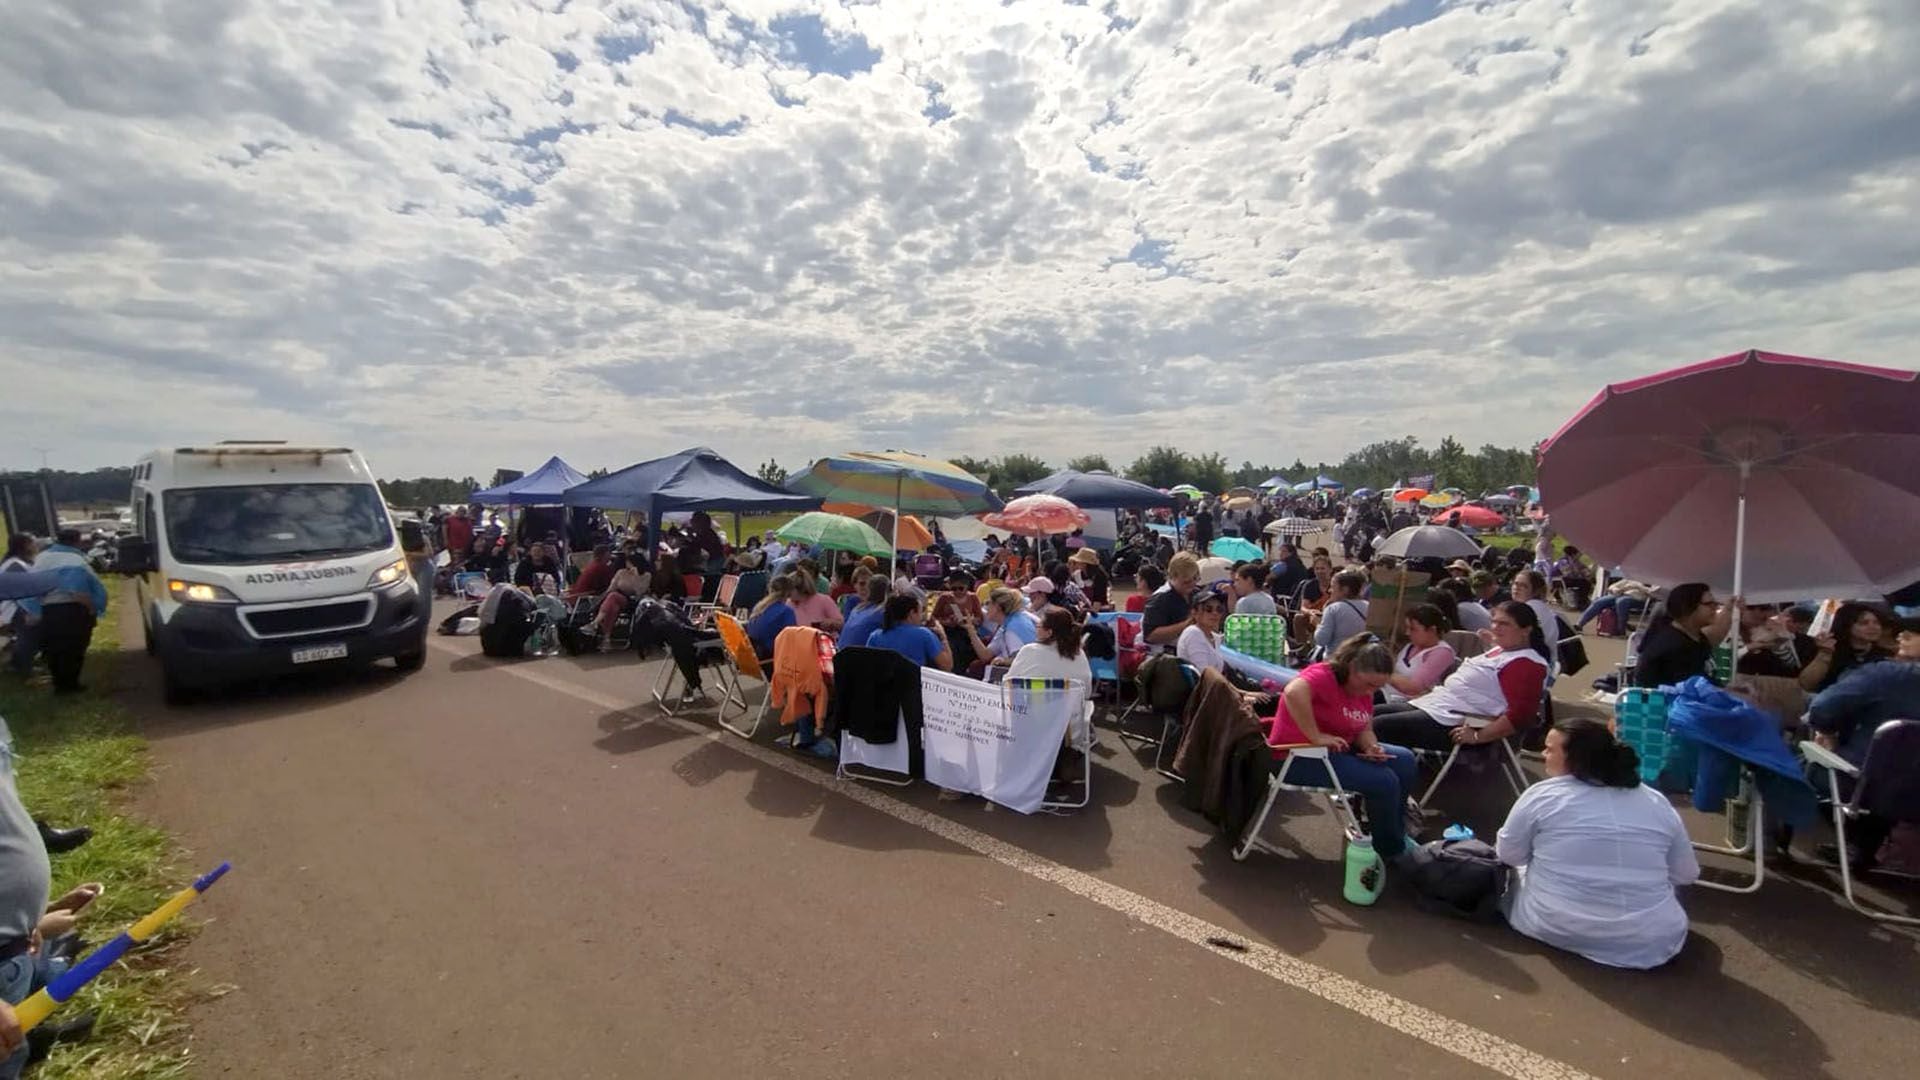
[1233,745,1364,861]
[1800,723,1920,923]
[1415,716,1531,813]
[1005,677,1092,813]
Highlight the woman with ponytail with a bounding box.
[1496,717,1699,969]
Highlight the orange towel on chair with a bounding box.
[769,625,832,727]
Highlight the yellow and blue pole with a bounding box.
[14,862,230,1033]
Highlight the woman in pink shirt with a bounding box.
[1386,604,1457,701]
[786,573,844,633]
[1266,634,1421,858]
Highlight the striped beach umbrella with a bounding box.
[789,451,1002,554]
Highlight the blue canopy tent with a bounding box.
[1291,474,1345,492]
[561,447,820,556]
[470,456,590,506]
[1012,470,1177,509]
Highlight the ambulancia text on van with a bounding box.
[116,443,430,703]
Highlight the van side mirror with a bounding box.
[398,519,427,555]
[116,537,155,575]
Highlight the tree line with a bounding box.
[940,437,1538,496]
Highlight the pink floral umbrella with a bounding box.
[983,494,1092,537]
[1537,349,1920,603]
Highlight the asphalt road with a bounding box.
[127,608,1920,1079]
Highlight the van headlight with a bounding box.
[367,558,411,589]
[167,579,239,604]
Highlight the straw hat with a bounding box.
[1069,548,1102,567]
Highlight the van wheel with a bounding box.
[393,650,426,673]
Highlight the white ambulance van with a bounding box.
[117,443,430,703]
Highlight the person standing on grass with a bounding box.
[27,533,108,694]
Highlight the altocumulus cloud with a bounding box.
[2,0,1916,476]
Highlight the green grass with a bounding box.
[1479,533,1565,556]
[4,599,210,1079]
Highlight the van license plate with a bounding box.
[291,643,349,664]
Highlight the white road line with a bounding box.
[432,640,1593,1080]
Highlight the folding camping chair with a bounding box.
[1004,677,1093,812]
[728,571,768,618]
[710,612,777,739]
[1800,721,1920,924]
[648,623,732,718]
[1115,657,1198,780]
[687,573,740,628]
[1222,613,1288,665]
[913,554,945,589]
[1612,687,1770,893]
[1085,612,1144,708]
[1233,745,1366,862]
[1415,715,1532,813]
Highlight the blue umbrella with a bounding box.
[1210,536,1264,561]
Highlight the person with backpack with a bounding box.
[1496,717,1698,969]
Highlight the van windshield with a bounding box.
[163,484,393,565]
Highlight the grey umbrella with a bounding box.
[1372,525,1482,561]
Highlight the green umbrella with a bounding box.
[774,512,893,559]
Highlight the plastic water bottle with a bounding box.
[1343,836,1384,906]
[1443,824,1475,842]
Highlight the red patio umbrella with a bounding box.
[1537,349,1920,603]
[1429,505,1505,530]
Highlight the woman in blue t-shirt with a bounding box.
[866,595,953,671]
[745,574,799,660]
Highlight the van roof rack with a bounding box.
[215,440,289,445]
[177,446,355,463]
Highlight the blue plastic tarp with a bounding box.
[1664,676,1817,826]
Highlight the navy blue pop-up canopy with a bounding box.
[562,447,821,551]
[470,456,590,506]
[1012,469,1177,509]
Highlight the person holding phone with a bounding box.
[1266,635,1421,859]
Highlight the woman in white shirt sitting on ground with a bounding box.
[1497,717,1699,969]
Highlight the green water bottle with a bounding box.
[1344,835,1384,906]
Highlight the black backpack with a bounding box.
[1403,838,1508,922]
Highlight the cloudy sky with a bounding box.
[3,0,1916,480]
